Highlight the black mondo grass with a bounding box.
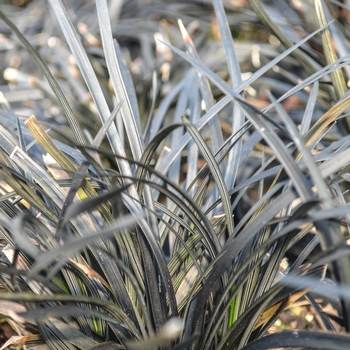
[0,1,350,350]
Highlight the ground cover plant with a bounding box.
[0,0,350,349]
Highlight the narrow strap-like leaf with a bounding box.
[182,116,233,235]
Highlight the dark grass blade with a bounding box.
[137,232,166,331]
[46,2,152,245]
[323,313,346,328]
[265,55,350,110]
[61,183,132,226]
[55,159,96,235]
[202,200,321,347]
[14,306,134,338]
[185,88,201,199]
[182,116,233,234]
[268,91,330,204]
[213,0,244,191]
[0,159,59,223]
[161,24,328,98]
[77,144,221,258]
[238,96,350,333]
[70,147,220,322]
[10,212,42,260]
[96,0,159,242]
[68,149,203,286]
[125,317,184,350]
[300,81,319,135]
[0,291,141,331]
[46,0,111,127]
[230,101,314,199]
[153,95,232,182]
[169,335,199,350]
[265,94,350,328]
[219,267,326,350]
[289,234,319,271]
[10,146,99,234]
[27,212,142,278]
[84,343,123,350]
[248,0,318,75]
[155,23,329,182]
[143,71,158,145]
[96,0,144,159]
[315,0,347,102]
[92,102,124,149]
[113,39,142,141]
[229,181,285,240]
[167,72,192,187]
[306,294,336,331]
[148,78,186,142]
[135,123,183,196]
[44,318,101,349]
[178,20,224,158]
[5,128,154,334]
[201,254,267,349]
[188,187,297,345]
[240,330,350,350]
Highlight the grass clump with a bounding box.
[0,0,350,349]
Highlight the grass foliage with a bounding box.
[0,0,350,349]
